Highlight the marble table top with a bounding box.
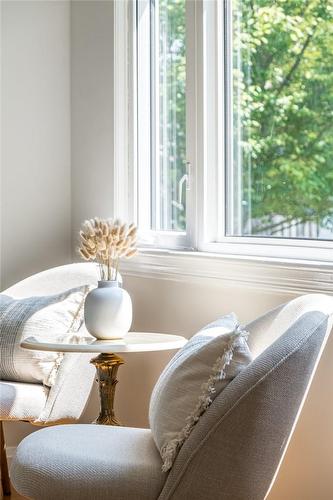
[21,332,187,354]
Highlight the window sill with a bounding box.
[122,248,333,294]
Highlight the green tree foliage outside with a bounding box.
[235,0,333,237]
[160,0,333,238]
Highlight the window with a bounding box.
[131,0,333,260]
[227,0,333,240]
[136,0,188,248]
[154,0,187,232]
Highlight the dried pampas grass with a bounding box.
[78,218,138,280]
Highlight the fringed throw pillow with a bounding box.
[0,286,89,387]
[149,313,252,471]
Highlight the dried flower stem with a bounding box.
[78,218,138,281]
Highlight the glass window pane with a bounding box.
[227,0,333,240]
[152,0,186,232]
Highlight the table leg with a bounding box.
[90,353,124,425]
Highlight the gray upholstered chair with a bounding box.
[1,263,98,496]
[10,293,333,500]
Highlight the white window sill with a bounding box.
[121,247,333,294]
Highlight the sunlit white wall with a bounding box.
[0,0,71,290]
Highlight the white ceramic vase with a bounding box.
[84,281,132,340]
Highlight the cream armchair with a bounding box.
[10,293,333,500]
[0,263,98,496]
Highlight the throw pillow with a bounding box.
[149,313,252,471]
[0,286,89,387]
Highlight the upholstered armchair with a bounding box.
[10,293,333,500]
[0,263,98,496]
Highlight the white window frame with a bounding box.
[197,0,333,263]
[114,0,333,265]
[134,0,192,250]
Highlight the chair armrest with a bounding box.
[35,352,95,425]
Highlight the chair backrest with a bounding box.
[246,293,333,359]
[3,263,99,298]
[2,263,101,424]
[158,294,333,500]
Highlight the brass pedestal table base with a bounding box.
[90,353,124,426]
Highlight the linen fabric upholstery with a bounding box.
[1,263,100,426]
[36,352,95,424]
[10,294,333,500]
[0,286,89,386]
[149,313,252,471]
[3,263,99,299]
[0,381,48,421]
[158,295,333,500]
[11,424,166,500]
[245,292,333,359]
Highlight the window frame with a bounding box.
[197,0,333,262]
[134,0,192,250]
[117,0,333,265]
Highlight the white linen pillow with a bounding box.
[0,286,89,387]
[149,313,252,471]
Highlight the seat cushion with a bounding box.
[0,381,48,421]
[149,313,252,471]
[11,424,166,500]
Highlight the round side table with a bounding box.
[21,332,187,425]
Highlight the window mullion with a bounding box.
[185,0,199,250]
[137,0,152,233]
[150,0,160,231]
[113,0,131,221]
[194,0,221,251]
[217,0,226,241]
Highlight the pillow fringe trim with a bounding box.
[161,326,249,472]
